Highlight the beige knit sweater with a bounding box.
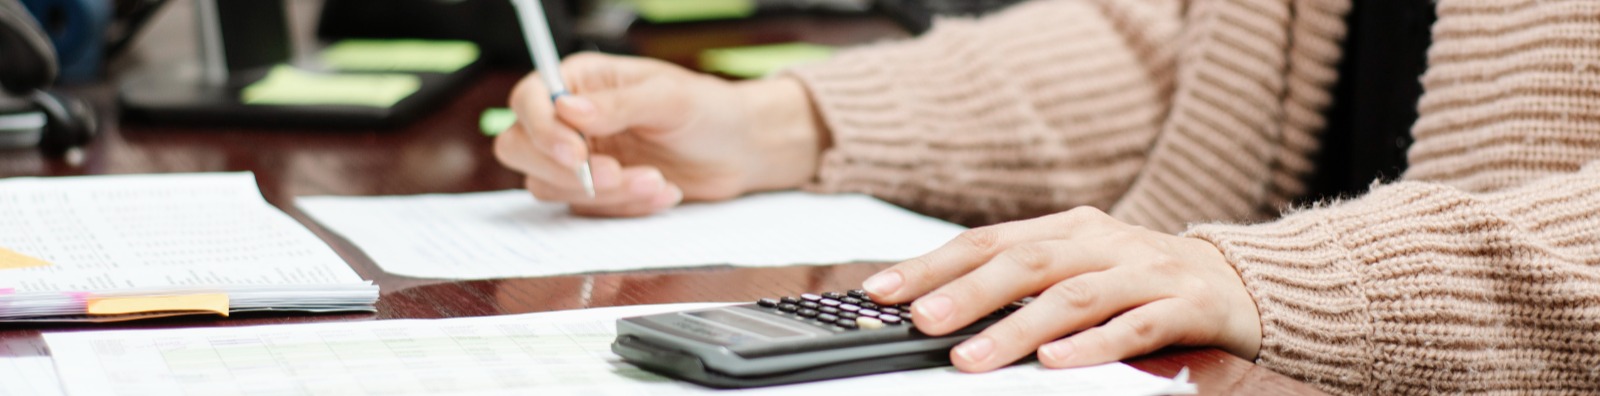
[791,0,1600,394]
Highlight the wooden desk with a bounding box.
[0,13,1326,396]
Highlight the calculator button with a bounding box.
[880,315,903,325]
[800,301,820,309]
[822,292,845,299]
[821,299,841,307]
[840,304,860,312]
[819,306,840,315]
[856,317,885,330]
[758,298,779,308]
[858,309,880,317]
[801,293,823,301]
[798,308,819,317]
[841,297,863,305]
[848,289,868,299]
[817,313,839,322]
[835,318,858,329]
[880,307,901,315]
[780,296,801,305]
[778,303,798,312]
[839,311,859,319]
[859,302,879,310]
[898,311,912,319]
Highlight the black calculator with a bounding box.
[611,290,1030,388]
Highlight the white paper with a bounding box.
[297,191,966,279]
[0,173,376,319]
[0,356,64,396]
[45,303,1190,396]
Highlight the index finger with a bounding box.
[508,72,587,167]
[862,207,1117,304]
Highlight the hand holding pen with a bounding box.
[495,3,830,217]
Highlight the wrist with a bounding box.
[734,76,831,193]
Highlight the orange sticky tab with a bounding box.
[86,294,231,317]
[0,247,51,270]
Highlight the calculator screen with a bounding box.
[688,309,810,339]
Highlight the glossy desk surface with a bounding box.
[0,13,1326,396]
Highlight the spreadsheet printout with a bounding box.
[0,173,367,292]
[44,303,1192,396]
[297,191,967,280]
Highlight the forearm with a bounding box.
[732,77,830,194]
[788,0,1183,225]
[1186,163,1600,394]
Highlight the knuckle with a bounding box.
[956,227,1002,255]
[1116,311,1159,339]
[1044,280,1096,309]
[1003,243,1053,273]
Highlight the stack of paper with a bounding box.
[0,173,378,322]
[41,303,1194,396]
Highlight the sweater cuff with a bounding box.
[1183,182,1477,393]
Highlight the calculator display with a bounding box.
[687,309,810,339]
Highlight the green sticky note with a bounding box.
[241,65,421,108]
[699,43,837,78]
[480,108,517,136]
[321,39,480,73]
[632,0,755,23]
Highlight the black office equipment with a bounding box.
[316,0,579,68]
[0,0,96,154]
[613,289,1031,388]
[117,0,481,128]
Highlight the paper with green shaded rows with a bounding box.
[632,0,755,23]
[321,39,480,73]
[241,66,420,108]
[699,42,836,78]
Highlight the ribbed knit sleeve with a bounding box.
[1186,164,1600,394]
[789,0,1185,226]
[791,0,1351,231]
[1188,1,1600,393]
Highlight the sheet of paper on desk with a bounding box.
[0,173,377,321]
[296,191,967,280]
[44,303,1193,396]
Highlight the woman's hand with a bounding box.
[494,52,828,217]
[861,207,1261,371]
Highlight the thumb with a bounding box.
[555,77,693,137]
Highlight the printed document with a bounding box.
[0,173,377,320]
[297,191,966,279]
[45,303,1192,396]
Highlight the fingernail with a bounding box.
[862,271,902,296]
[1040,341,1073,363]
[914,295,953,323]
[954,336,994,363]
[652,186,683,209]
[551,143,576,167]
[631,173,661,194]
[559,96,597,119]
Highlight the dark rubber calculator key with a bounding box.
[799,301,820,309]
[757,298,779,308]
[778,303,799,312]
[817,313,839,322]
[839,311,859,319]
[821,299,841,307]
[822,292,845,299]
[858,309,880,317]
[880,315,903,325]
[841,297,863,305]
[800,293,823,301]
[780,296,801,305]
[848,289,868,299]
[798,308,819,317]
[835,318,858,329]
[839,304,860,312]
[819,306,840,315]
[880,307,900,315]
[859,302,879,310]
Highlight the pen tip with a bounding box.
[578,162,596,198]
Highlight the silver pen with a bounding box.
[510,0,595,198]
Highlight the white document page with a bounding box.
[0,173,367,292]
[0,356,63,396]
[297,191,966,279]
[45,303,1192,396]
